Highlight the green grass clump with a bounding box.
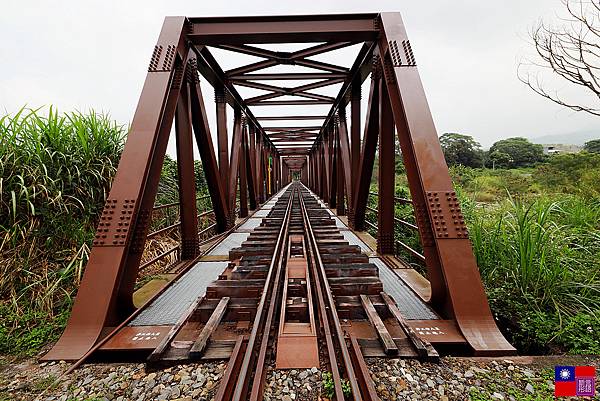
[469,194,600,353]
[0,106,125,355]
[371,152,600,355]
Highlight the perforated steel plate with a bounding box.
[371,257,438,320]
[130,261,228,326]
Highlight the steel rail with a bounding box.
[298,186,363,401]
[152,194,212,211]
[365,206,419,231]
[231,186,295,401]
[299,192,345,400]
[368,191,412,205]
[248,187,297,401]
[395,240,426,262]
[138,245,180,272]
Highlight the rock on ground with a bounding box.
[0,359,225,401]
[1,355,599,400]
[368,356,600,401]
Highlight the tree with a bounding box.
[584,139,600,153]
[489,151,513,169]
[519,0,600,115]
[489,137,544,168]
[439,133,483,167]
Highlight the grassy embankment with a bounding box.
[366,154,600,354]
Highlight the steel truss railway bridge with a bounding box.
[44,13,515,401]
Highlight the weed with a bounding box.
[322,372,352,399]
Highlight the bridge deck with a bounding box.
[131,184,438,328]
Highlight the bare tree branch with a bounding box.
[518,0,600,115]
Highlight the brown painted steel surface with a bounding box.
[100,326,171,351]
[43,17,189,361]
[276,234,319,369]
[46,11,515,367]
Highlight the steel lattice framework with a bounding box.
[45,13,515,362]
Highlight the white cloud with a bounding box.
[1,0,597,153]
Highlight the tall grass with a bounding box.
[469,194,600,353]
[0,107,124,355]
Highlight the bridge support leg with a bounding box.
[43,17,190,361]
[239,124,249,218]
[378,12,515,355]
[248,126,258,209]
[176,84,199,259]
[228,109,243,221]
[350,80,361,219]
[377,80,395,254]
[189,73,230,234]
[336,124,346,215]
[352,73,380,231]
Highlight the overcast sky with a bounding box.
[1,0,598,150]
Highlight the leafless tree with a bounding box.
[519,0,600,115]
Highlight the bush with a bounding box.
[469,195,600,353]
[0,107,125,356]
[533,152,600,197]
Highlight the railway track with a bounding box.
[70,182,438,400]
[189,182,437,401]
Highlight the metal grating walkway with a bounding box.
[130,261,228,326]
[371,257,439,320]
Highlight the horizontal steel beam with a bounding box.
[251,100,334,106]
[188,14,379,44]
[264,126,322,131]
[257,115,328,121]
[230,73,347,81]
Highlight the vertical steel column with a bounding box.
[328,123,337,208]
[239,122,249,218]
[189,70,230,234]
[378,12,514,354]
[216,85,230,207]
[350,79,361,210]
[377,80,395,254]
[336,122,346,215]
[228,109,243,221]
[43,17,189,361]
[257,138,265,203]
[175,83,199,259]
[248,125,258,208]
[266,146,272,198]
[317,142,324,198]
[337,108,354,225]
[322,127,330,204]
[352,66,380,231]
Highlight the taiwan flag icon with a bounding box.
[555,365,596,397]
[555,366,576,396]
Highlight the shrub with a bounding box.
[469,195,600,353]
[0,107,125,355]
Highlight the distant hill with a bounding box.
[529,131,599,146]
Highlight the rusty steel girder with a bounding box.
[45,12,514,362]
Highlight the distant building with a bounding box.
[542,144,582,155]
